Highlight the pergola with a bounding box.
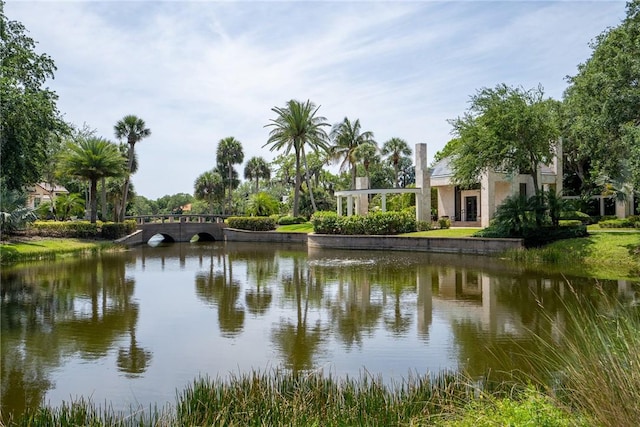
[333,144,431,222]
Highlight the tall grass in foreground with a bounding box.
[534,287,640,427]
[176,371,482,426]
[6,372,568,426]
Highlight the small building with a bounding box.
[430,149,563,228]
[26,183,69,209]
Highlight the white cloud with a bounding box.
[6,0,626,199]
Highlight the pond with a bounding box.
[1,241,638,418]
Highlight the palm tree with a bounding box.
[244,156,271,193]
[264,99,330,217]
[59,137,125,223]
[353,142,380,188]
[194,170,225,214]
[114,115,151,222]
[216,137,244,214]
[381,137,412,188]
[329,117,376,189]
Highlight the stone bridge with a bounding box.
[120,215,227,244]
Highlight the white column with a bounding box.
[347,195,353,216]
[356,177,369,215]
[414,143,431,222]
[381,194,387,212]
[337,196,343,216]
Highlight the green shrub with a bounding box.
[560,210,592,224]
[417,220,432,231]
[438,217,451,229]
[101,220,137,239]
[246,192,280,217]
[311,211,416,235]
[523,225,588,247]
[277,215,307,225]
[599,219,634,228]
[310,211,339,234]
[227,216,276,231]
[440,386,577,427]
[559,220,582,227]
[30,220,100,238]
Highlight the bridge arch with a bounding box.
[190,232,216,242]
[125,215,227,244]
[149,233,177,244]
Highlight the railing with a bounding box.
[125,214,228,225]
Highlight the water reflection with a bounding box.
[1,242,638,419]
[0,253,151,415]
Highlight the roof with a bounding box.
[430,157,454,178]
[32,183,69,193]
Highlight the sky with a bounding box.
[6,0,628,200]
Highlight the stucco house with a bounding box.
[430,150,563,228]
[26,182,69,210]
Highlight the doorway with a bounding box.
[465,196,478,222]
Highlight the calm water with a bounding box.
[1,241,638,417]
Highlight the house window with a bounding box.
[519,183,527,198]
[34,197,41,207]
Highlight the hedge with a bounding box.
[101,220,137,239]
[277,216,308,225]
[310,211,416,235]
[227,216,277,231]
[29,220,138,239]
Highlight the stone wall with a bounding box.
[307,234,523,255]
[223,228,309,244]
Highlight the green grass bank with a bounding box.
[0,237,118,265]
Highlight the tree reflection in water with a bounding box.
[0,253,150,415]
[194,249,245,337]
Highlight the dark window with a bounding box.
[519,183,527,198]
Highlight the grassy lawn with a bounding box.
[505,231,640,281]
[0,238,109,264]
[276,223,314,233]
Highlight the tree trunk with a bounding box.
[121,142,136,222]
[301,145,317,213]
[100,177,107,221]
[90,179,98,224]
[228,161,233,215]
[351,163,357,190]
[293,147,301,217]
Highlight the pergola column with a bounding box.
[337,196,343,216]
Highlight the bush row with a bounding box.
[599,216,640,229]
[310,211,416,235]
[29,220,137,239]
[276,215,308,225]
[227,216,277,231]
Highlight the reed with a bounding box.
[536,289,640,427]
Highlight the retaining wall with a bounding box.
[307,234,523,255]
[224,228,309,244]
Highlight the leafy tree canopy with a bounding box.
[0,2,69,190]
[448,84,559,193]
[563,0,640,190]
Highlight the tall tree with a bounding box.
[563,0,640,191]
[216,136,244,214]
[114,114,150,221]
[264,99,330,217]
[194,170,225,214]
[353,142,379,187]
[329,117,376,189]
[381,138,412,188]
[59,137,125,223]
[0,3,68,191]
[449,84,559,194]
[243,156,271,193]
